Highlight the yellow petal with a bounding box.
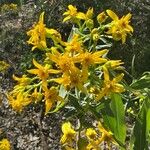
[45,99,52,114]
[103,66,110,82]
[124,13,132,21]
[127,25,134,32]
[113,84,125,93]
[27,69,39,75]
[48,69,61,74]
[63,16,71,22]
[39,12,45,23]
[31,46,37,51]
[68,5,77,11]
[106,9,119,21]
[76,12,86,20]
[33,59,43,70]
[12,74,20,81]
[62,122,71,133]
[96,88,107,101]
[60,135,67,144]
[93,49,109,57]
[113,73,124,83]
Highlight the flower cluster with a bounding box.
[7,4,133,149]
[60,121,117,150]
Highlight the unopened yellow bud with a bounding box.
[91,28,99,34]
[86,8,94,19]
[97,12,108,24]
[93,33,100,41]
[86,19,94,29]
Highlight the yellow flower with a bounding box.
[13,74,31,86]
[27,12,47,51]
[52,68,87,93]
[46,28,65,45]
[74,49,108,67]
[85,8,94,20]
[27,59,60,80]
[65,34,83,53]
[42,85,63,114]
[51,73,71,89]
[86,19,94,29]
[86,128,97,141]
[106,9,133,43]
[97,11,108,24]
[104,60,124,70]
[69,68,87,93]
[91,28,100,41]
[30,88,43,103]
[46,28,61,39]
[0,139,11,150]
[86,143,100,150]
[63,5,86,22]
[8,92,31,112]
[98,122,117,147]
[60,122,76,144]
[47,51,76,74]
[96,67,125,100]
[63,145,75,150]
[74,49,108,81]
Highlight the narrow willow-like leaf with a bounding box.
[68,94,84,112]
[110,93,126,144]
[131,74,150,90]
[101,94,126,148]
[131,97,150,150]
[48,101,65,114]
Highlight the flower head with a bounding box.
[27,59,60,81]
[65,34,83,54]
[42,85,63,114]
[86,128,97,141]
[96,67,125,100]
[27,12,47,50]
[85,8,94,20]
[13,74,31,86]
[106,9,133,43]
[63,5,86,22]
[0,139,11,150]
[60,122,76,144]
[97,12,108,24]
[47,51,76,74]
[98,122,117,146]
[8,92,31,112]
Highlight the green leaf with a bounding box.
[96,43,112,49]
[48,101,65,114]
[130,74,150,90]
[101,94,126,148]
[68,94,84,112]
[131,97,150,150]
[64,108,78,118]
[110,93,126,144]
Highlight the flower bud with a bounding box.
[86,19,94,29]
[86,8,94,19]
[97,12,108,24]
